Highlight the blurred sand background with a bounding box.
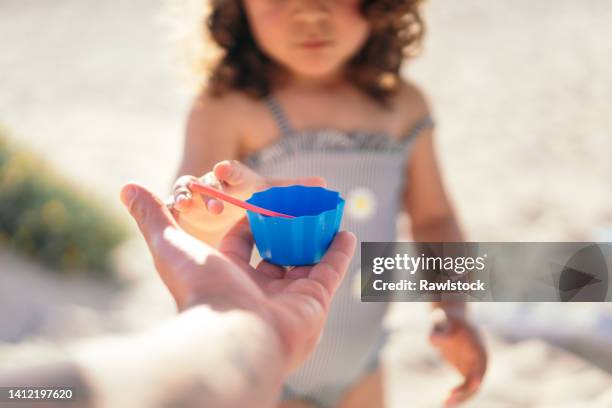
[1,0,612,406]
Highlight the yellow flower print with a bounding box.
[346,187,376,222]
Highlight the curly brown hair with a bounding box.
[205,0,426,103]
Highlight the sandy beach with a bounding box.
[1,0,611,406]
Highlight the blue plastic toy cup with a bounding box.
[246,185,345,266]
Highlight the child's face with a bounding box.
[243,0,369,81]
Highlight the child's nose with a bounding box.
[293,0,330,24]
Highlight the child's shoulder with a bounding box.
[189,88,280,152]
[191,89,257,122]
[390,79,433,139]
[197,88,275,120]
[394,79,431,114]
[189,88,271,133]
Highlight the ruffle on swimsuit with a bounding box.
[244,123,433,169]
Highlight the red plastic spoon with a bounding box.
[188,181,295,219]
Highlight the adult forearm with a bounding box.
[1,307,286,408]
[76,306,285,408]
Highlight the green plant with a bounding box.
[0,128,127,277]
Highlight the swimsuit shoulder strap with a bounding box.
[403,115,435,143]
[264,94,294,136]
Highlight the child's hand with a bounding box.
[430,310,487,407]
[169,160,325,232]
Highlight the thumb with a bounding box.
[267,176,327,188]
[120,183,178,247]
[305,231,356,309]
[213,160,259,187]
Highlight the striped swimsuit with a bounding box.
[244,95,434,407]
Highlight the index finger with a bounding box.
[173,175,198,192]
[213,160,258,188]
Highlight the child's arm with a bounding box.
[172,92,326,248]
[401,85,487,406]
[172,92,244,246]
[403,125,467,313]
[403,124,463,242]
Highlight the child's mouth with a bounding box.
[298,40,331,49]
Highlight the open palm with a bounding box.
[121,183,356,374]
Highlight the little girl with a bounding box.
[168,1,486,407]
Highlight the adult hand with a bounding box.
[121,182,356,373]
